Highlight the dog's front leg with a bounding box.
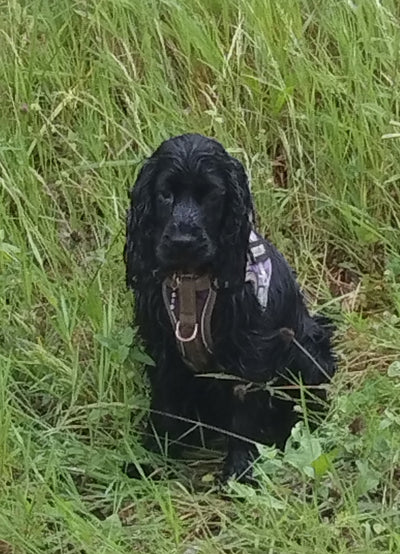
[222,389,259,484]
[144,361,198,458]
[124,362,193,480]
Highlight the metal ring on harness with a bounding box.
[175,321,199,343]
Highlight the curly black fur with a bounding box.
[125,133,336,483]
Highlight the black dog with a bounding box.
[125,133,336,483]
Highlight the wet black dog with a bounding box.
[124,133,336,482]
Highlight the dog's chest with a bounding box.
[161,229,273,373]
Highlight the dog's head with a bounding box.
[125,133,252,286]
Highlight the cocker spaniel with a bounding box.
[125,133,336,483]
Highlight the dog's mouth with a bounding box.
[162,262,212,278]
[156,243,215,276]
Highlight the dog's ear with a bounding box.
[125,159,157,287]
[216,155,252,287]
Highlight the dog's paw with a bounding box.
[221,449,257,486]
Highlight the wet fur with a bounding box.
[125,133,336,482]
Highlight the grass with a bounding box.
[1,0,400,551]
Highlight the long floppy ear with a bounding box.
[216,155,252,287]
[125,159,157,288]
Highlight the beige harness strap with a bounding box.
[162,274,217,372]
[177,276,198,341]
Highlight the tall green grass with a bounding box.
[1,0,400,552]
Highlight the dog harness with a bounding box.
[162,230,272,373]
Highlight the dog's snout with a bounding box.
[169,231,197,250]
[156,199,214,269]
[166,220,202,246]
[157,220,213,269]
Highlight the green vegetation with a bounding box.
[1,0,400,552]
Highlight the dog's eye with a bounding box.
[158,190,173,204]
[194,185,224,205]
[203,188,225,204]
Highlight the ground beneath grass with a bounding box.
[1,0,400,552]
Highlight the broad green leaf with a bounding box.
[311,448,339,477]
[387,361,400,378]
[355,460,380,496]
[131,347,155,366]
[120,326,135,346]
[94,333,119,351]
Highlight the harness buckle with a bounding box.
[175,321,199,343]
